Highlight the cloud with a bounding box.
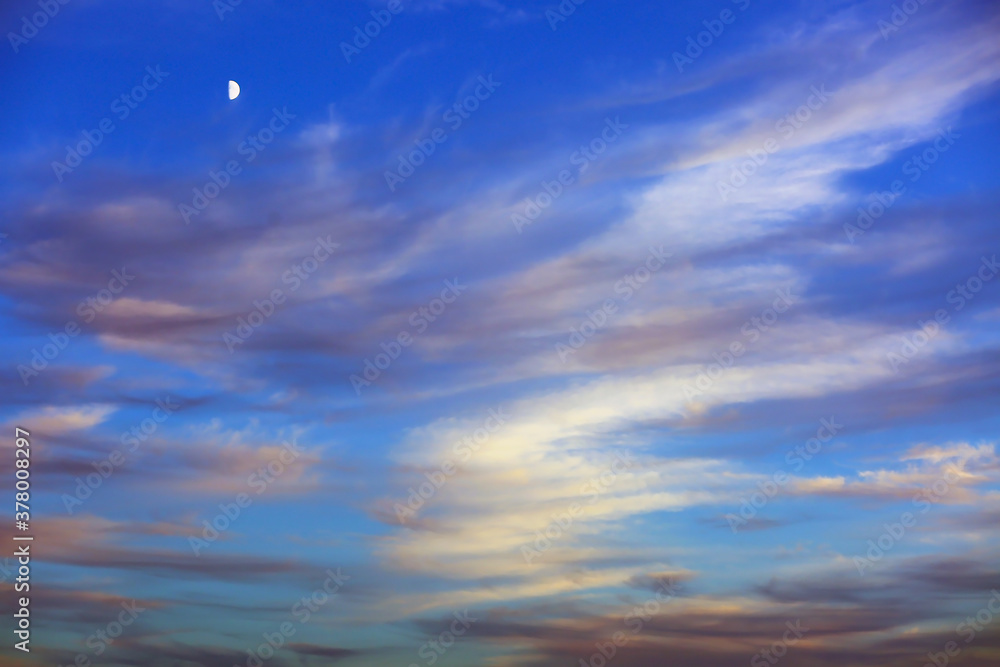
[788,442,997,501]
[2,404,116,438]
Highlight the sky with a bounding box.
[1,0,1000,665]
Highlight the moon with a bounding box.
[228,80,240,100]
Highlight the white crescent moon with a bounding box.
[228,80,240,100]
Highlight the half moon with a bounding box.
[228,80,240,100]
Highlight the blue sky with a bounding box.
[2,0,1000,665]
